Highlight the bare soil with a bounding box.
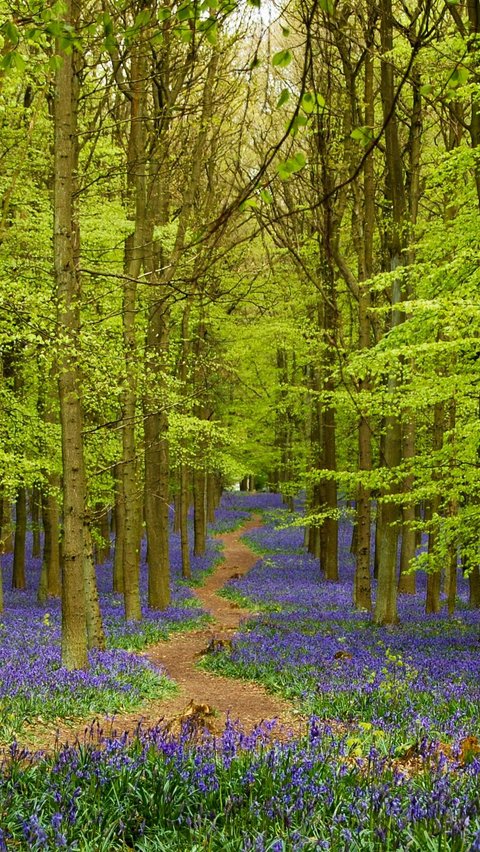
[19,517,304,751]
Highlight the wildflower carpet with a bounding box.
[1,494,480,849]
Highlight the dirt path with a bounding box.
[20,518,303,750]
[139,516,302,735]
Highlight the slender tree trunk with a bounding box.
[180,464,191,579]
[0,498,13,554]
[55,1,88,669]
[144,300,171,610]
[469,567,480,608]
[398,420,416,594]
[94,505,110,565]
[321,280,338,581]
[12,488,27,590]
[353,42,374,610]
[207,473,217,523]
[173,488,181,534]
[446,400,458,615]
[31,487,41,558]
[447,543,457,616]
[83,520,106,649]
[193,469,207,556]
[121,39,146,621]
[425,401,444,614]
[41,487,62,597]
[374,0,406,625]
[179,301,192,579]
[113,463,124,593]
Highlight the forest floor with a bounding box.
[19,516,303,751]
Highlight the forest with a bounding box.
[0,0,479,848]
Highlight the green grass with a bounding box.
[0,672,177,744]
[217,587,284,613]
[107,612,213,652]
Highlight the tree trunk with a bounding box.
[193,468,207,556]
[320,286,338,581]
[447,544,457,616]
[207,473,217,523]
[0,498,13,554]
[398,421,416,594]
[353,37,374,610]
[83,520,106,649]
[425,401,444,614]
[469,567,480,608]
[94,504,110,565]
[178,301,192,579]
[41,487,62,598]
[374,0,406,626]
[31,487,41,558]
[144,302,171,610]
[12,488,27,590]
[180,464,191,579]
[113,463,125,593]
[120,38,146,621]
[54,1,88,669]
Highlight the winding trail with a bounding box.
[139,515,302,734]
[21,517,302,749]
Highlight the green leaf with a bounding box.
[240,197,258,211]
[319,0,335,12]
[272,49,292,68]
[247,0,261,6]
[260,189,273,204]
[102,12,113,35]
[13,51,26,72]
[177,3,194,21]
[277,164,291,180]
[133,9,152,28]
[281,26,290,36]
[157,7,171,21]
[288,114,308,136]
[277,151,306,179]
[173,26,193,42]
[48,54,63,71]
[301,92,316,114]
[447,67,469,89]
[419,84,434,96]
[3,22,19,45]
[205,19,218,45]
[276,88,290,108]
[351,125,373,146]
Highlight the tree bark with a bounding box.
[41,486,62,598]
[425,401,444,614]
[54,0,89,669]
[398,420,416,595]
[83,520,106,649]
[113,463,125,593]
[0,499,13,554]
[12,488,27,590]
[120,37,146,621]
[469,566,480,608]
[374,0,406,625]
[193,469,207,557]
[144,298,171,610]
[31,487,41,558]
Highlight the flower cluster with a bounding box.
[0,718,479,849]
[0,527,222,737]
